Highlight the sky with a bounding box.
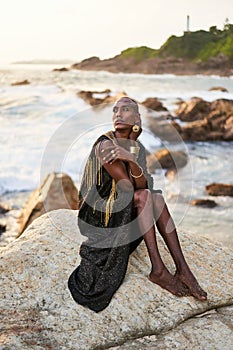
[1,0,233,64]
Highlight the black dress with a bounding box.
[68,131,160,312]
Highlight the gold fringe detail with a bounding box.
[97,156,102,186]
[81,131,118,227]
[105,179,116,226]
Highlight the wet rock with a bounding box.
[0,223,6,235]
[17,172,78,236]
[208,114,229,130]
[165,168,178,179]
[208,86,228,92]
[210,98,233,116]
[190,199,218,208]
[78,90,103,106]
[206,183,233,197]
[224,115,233,140]
[11,79,30,86]
[179,118,211,141]
[78,90,127,107]
[52,67,69,72]
[141,97,168,111]
[0,209,232,349]
[175,97,211,122]
[173,98,233,141]
[146,149,188,173]
[0,204,10,214]
[147,117,182,142]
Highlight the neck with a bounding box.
[114,129,130,139]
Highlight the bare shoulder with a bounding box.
[95,139,113,156]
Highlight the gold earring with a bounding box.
[132,124,140,132]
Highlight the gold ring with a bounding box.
[112,152,115,157]
[111,150,115,154]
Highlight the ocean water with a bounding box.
[0,64,233,247]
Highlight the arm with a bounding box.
[97,140,147,191]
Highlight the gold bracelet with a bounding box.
[130,166,143,179]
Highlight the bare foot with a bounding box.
[175,269,207,301]
[148,269,190,297]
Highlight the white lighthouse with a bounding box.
[187,15,190,32]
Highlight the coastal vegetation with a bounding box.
[119,22,233,62]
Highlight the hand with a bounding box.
[98,140,136,164]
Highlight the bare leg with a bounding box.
[152,193,207,301]
[134,189,189,297]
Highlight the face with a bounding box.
[112,98,139,131]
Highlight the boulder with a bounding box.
[11,79,30,86]
[208,86,228,92]
[78,90,102,106]
[141,97,168,111]
[206,183,233,197]
[0,204,10,214]
[78,90,127,107]
[17,172,78,236]
[178,118,212,141]
[146,118,182,142]
[52,67,69,72]
[224,115,233,140]
[0,209,232,349]
[208,114,229,130]
[112,306,233,349]
[175,98,211,122]
[190,199,218,208]
[146,149,188,173]
[174,98,233,141]
[210,98,233,116]
[0,223,6,235]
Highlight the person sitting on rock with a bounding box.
[68,96,207,312]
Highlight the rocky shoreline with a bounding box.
[1,90,233,248]
[76,90,233,141]
[67,55,233,77]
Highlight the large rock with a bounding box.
[146,117,181,142]
[206,183,233,197]
[17,172,78,236]
[190,198,218,208]
[11,79,30,86]
[1,209,232,349]
[141,97,168,111]
[175,97,211,122]
[111,306,233,349]
[0,223,6,235]
[52,67,69,72]
[224,115,233,140]
[208,86,228,92]
[0,203,10,214]
[77,90,128,107]
[174,98,233,141]
[146,148,188,173]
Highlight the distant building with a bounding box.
[184,15,191,34]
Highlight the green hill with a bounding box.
[119,23,233,62]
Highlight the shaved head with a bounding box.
[115,96,139,113]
